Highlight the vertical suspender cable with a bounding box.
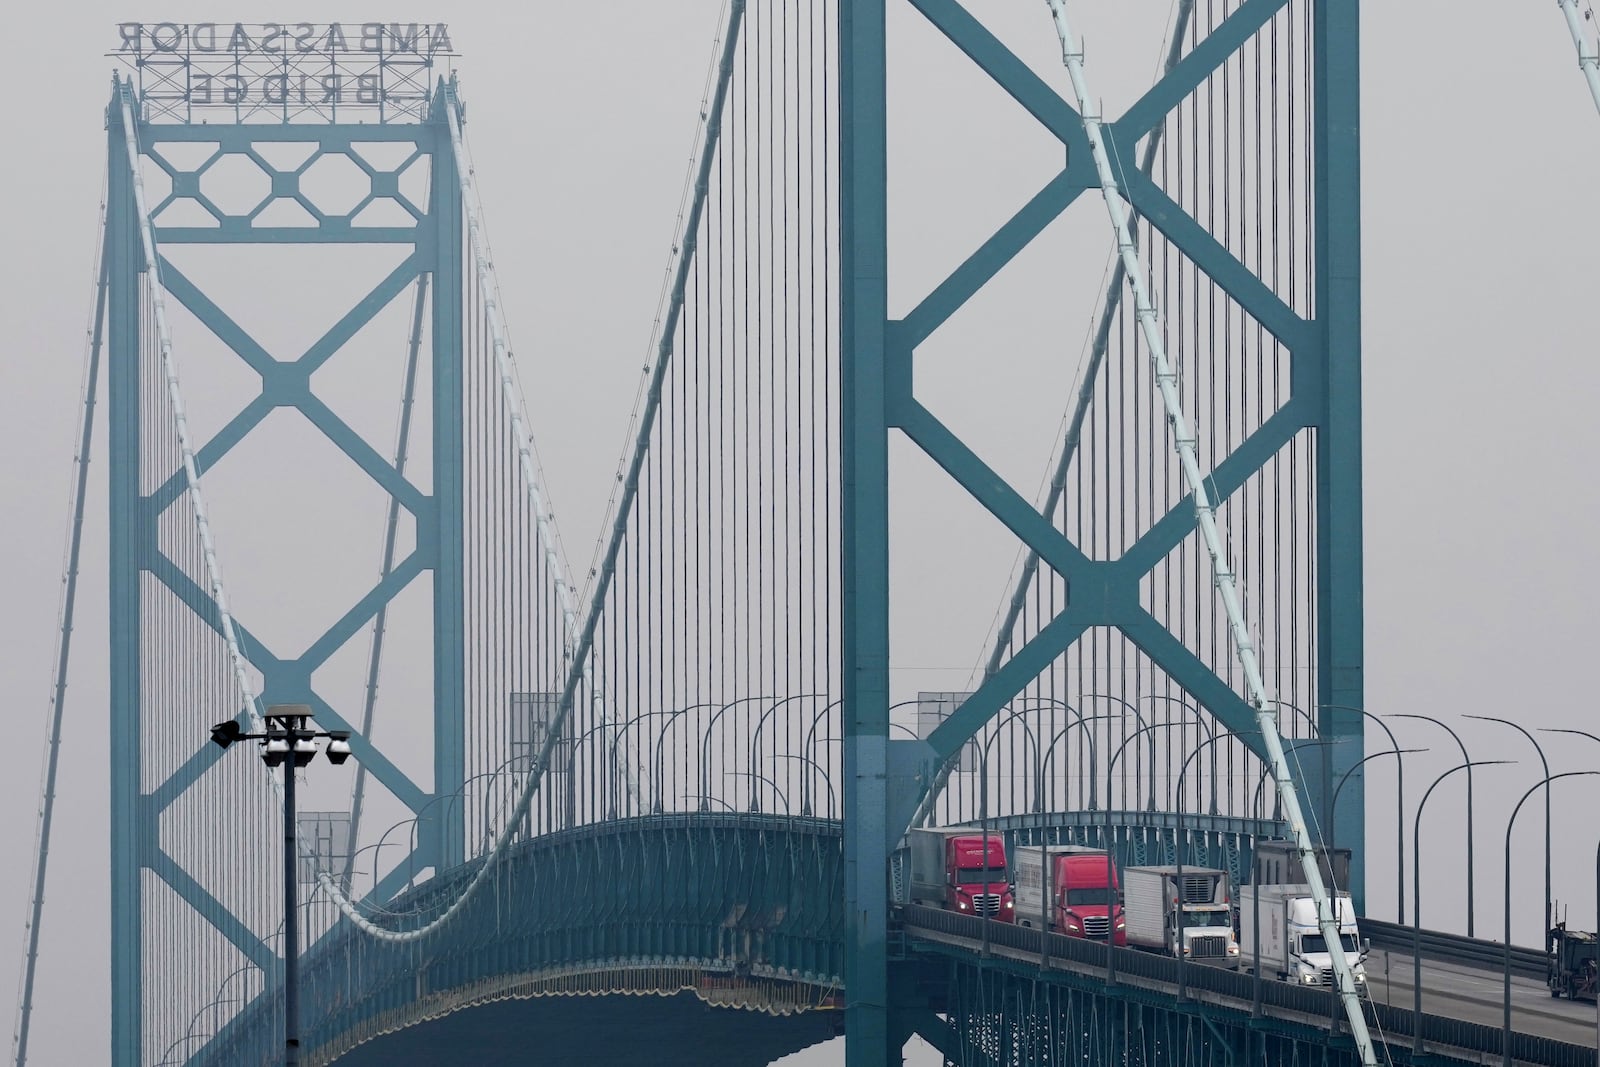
[343,274,428,889]
[12,218,109,1067]
[982,2,1196,682]
[440,101,582,698]
[284,2,750,941]
[1557,0,1600,118]
[1039,7,1378,1063]
[114,80,266,752]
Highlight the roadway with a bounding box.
[1366,949,1599,1049]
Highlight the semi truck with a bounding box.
[1237,884,1368,991]
[1548,924,1598,1001]
[1122,865,1240,967]
[906,827,1016,921]
[1013,845,1126,944]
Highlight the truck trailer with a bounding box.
[1237,884,1367,991]
[1013,845,1125,944]
[906,827,1015,921]
[1121,865,1240,967]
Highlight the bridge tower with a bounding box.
[839,1,1363,1060]
[102,28,487,1065]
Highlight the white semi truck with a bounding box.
[1121,865,1240,968]
[1237,883,1368,991]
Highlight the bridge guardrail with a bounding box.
[901,906,1593,1067]
[1361,916,1549,981]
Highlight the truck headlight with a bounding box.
[1354,972,1367,983]
[1302,972,1317,984]
[958,900,969,910]
[1115,921,1126,929]
[1066,923,1081,932]
[1005,900,1014,909]
[1228,944,1240,955]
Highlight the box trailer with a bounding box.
[1121,865,1239,967]
[1237,884,1366,990]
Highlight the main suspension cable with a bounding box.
[1557,0,1600,119]
[12,187,109,1067]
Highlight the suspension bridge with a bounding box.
[13,2,1600,1065]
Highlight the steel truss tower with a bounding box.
[105,76,469,1065]
[839,1,1363,1061]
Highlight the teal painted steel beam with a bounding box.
[840,0,894,1062]
[148,737,229,816]
[895,398,1094,581]
[148,850,277,974]
[1117,610,1265,756]
[156,258,279,375]
[1118,398,1309,575]
[1115,0,1290,141]
[105,83,143,1067]
[297,549,429,671]
[144,395,274,514]
[899,169,1086,349]
[295,251,424,373]
[153,225,422,244]
[428,91,467,872]
[925,610,1093,762]
[142,553,433,815]
[298,393,431,516]
[1115,166,1310,350]
[1313,0,1366,910]
[906,0,1086,152]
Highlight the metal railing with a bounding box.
[901,905,1593,1067]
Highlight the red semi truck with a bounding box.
[906,827,1016,921]
[1013,845,1126,944]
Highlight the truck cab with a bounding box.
[1055,850,1125,945]
[945,834,1015,921]
[1014,846,1126,944]
[906,827,1016,922]
[1238,884,1367,990]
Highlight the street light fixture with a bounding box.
[1499,771,1600,1067]
[208,704,354,1067]
[1411,759,1511,1055]
[1393,713,1480,935]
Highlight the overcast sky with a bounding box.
[4,3,1600,1064]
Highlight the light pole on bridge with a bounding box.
[1499,772,1600,1067]
[1102,720,1184,990]
[1412,759,1511,1056]
[1393,712,1481,935]
[208,705,354,1067]
[1467,714,1554,958]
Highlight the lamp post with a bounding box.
[1468,715,1553,956]
[1176,734,1230,1002]
[1394,713,1480,935]
[208,705,354,1067]
[1103,720,1183,989]
[1499,772,1599,1067]
[1010,696,1089,811]
[1331,748,1426,853]
[772,753,836,817]
[1142,694,1218,815]
[1412,759,1509,1053]
[1038,712,1113,813]
[1079,693,1154,809]
[1539,726,1600,1063]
